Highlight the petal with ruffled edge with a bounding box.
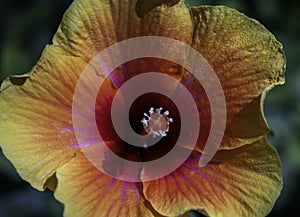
[143,139,282,217]
[0,46,87,190]
[219,95,269,150]
[54,152,158,217]
[53,0,193,61]
[190,6,285,149]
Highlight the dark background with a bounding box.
[0,0,299,216]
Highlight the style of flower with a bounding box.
[0,0,285,217]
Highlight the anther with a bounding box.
[141,107,173,137]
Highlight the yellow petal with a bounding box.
[53,0,193,61]
[135,0,180,17]
[143,139,282,217]
[0,45,86,190]
[218,95,270,151]
[190,6,285,148]
[54,152,156,217]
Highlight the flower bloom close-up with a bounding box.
[0,0,286,217]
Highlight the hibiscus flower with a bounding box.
[0,0,285,216]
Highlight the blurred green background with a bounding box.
[0,0,299,216]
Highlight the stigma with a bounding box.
[141,107,173,137]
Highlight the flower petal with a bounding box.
[54,152,156,217]
[218,95,269,151]
[190,6,285,146]
[53,0,193,60]
[143,139,282,217]
[135,0,180,17]
[0,46,86,190]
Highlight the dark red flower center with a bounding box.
[95,57,211,167]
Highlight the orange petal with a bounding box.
[190,6,285,148]
[54,152,156,217]
[218,95,270,151]
[53,0,193,61]
[143,139,282,217]
[0,46,87,190]
[225,95,269,138]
